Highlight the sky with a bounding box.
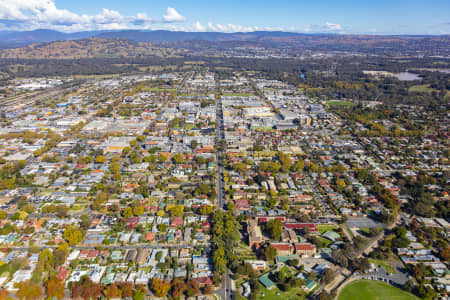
[0,0,449,34]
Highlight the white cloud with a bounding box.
[0,0,87,25]
[163,7,186,23]
[0,1,350,34]
[130,13,154,26]
[193,21,206,31]
[325,22,342,31]
[206,22,257,33]
[93,8,122,25]
[0,1,190,31]
[304,22,344,33]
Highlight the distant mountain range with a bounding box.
[0,29,303,47]
[0,29,448,56]
[0,29,100,47]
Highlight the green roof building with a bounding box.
[304,279,317,291]
[322,230,340,242]
[258,273,276,290]
[167,231,175,242]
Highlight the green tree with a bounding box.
[79,214,91,230]
[292,158,304,172]
[123,207,133,218]
[133,205,144,216]
[95,155,106,164]
[132,287,146,300]
[264,219,283,241]
[172,153,183,164]
[263,245,277,262]
[38,249,54,272]
[279,152,292,173]
[63,225,83,245]
[169,205,184,217]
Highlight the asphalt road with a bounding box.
[2,243,207,251]
[216,269,234,300]
[176,71,194,96]
[215,78,225,210]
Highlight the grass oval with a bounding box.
[338,280,420,300]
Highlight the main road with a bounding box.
[1,242,208,251]
[215,76,226,210]
[213,75,235,300]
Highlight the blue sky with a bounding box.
[0,0,449,34]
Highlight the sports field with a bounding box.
[325,100,355,107]
[338,280,420,300]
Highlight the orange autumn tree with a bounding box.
[151,278,171,297]
[45,277,65,299]
[15,281,42,300]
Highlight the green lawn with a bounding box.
[234,242,257,260]
[184,124,196,130]
[338,280,420,300]
[359,227,370,234]
[408,84,436,94]
[359,227,371,236]
[313,236,333,248]
[254,282,305,300]
[369,258,397,274]
[317,224,339,234]
[325,100,355,107]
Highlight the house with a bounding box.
[285,222,318,233]
[235,199,250,210]
[56,266,70,281]
[247,220,262,249]
[244,260,267,271]
[126,217,139,229]
[257,216,286,224]
[270,242,292,256]
[61,248,78,261]
[202,221,211,232]
[111,251,123,261]
[294,243,317,257]
[6,269,32,291]
[145,232,155,242]
[281,229,298,242]
[196,276,213,287]
[304,279,317,292]
[170,216,183,228]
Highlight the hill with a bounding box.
[0,38,182,59]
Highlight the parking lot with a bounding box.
[354,264,410,286]
[347,217,384,229]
